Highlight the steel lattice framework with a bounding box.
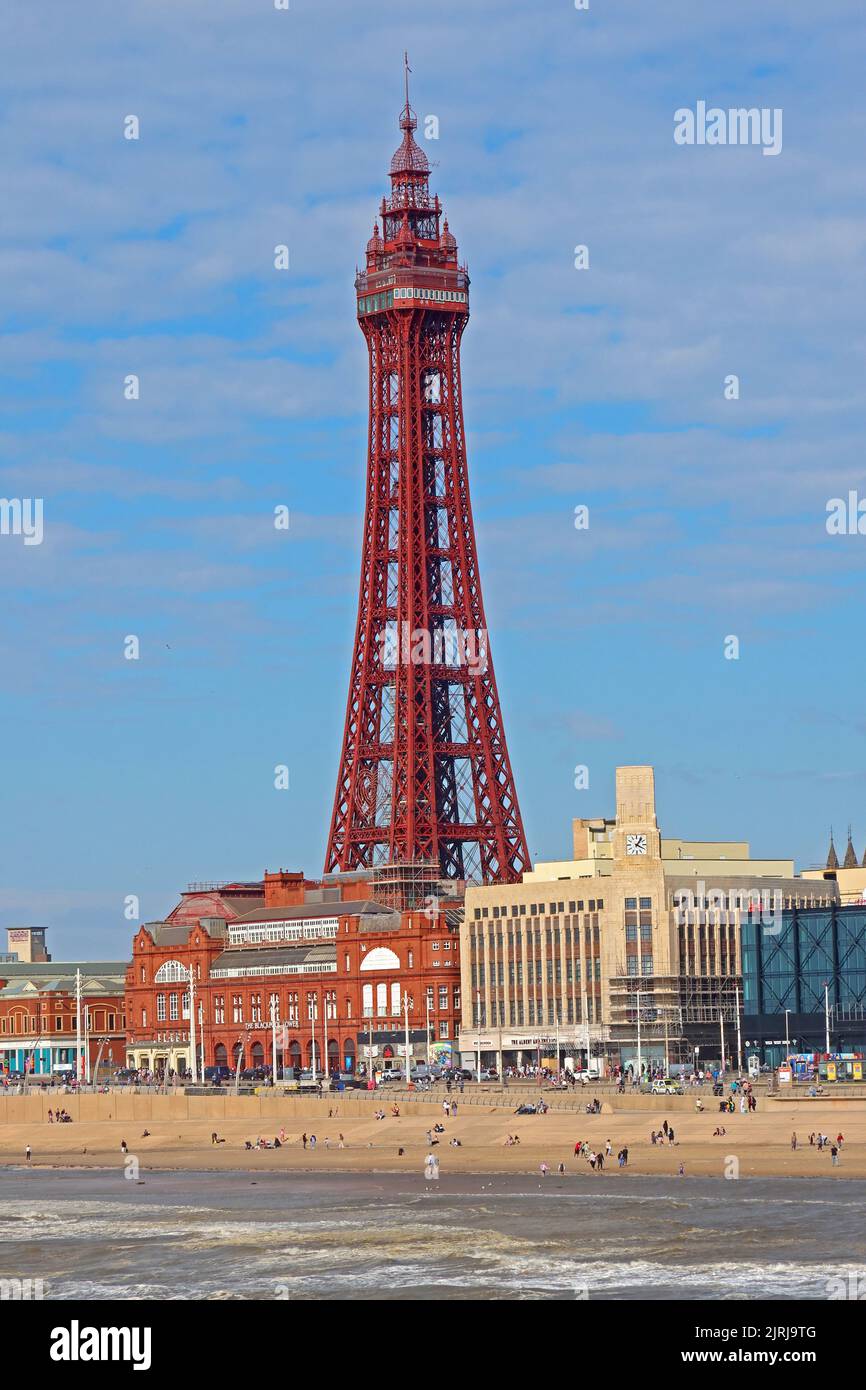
[324,82,531,885]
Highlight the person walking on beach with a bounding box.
[837,1132,845,1149]
[558,1162,565,1175]
[662,1120,669,1139]
[25,1145,31,1163]
[791,1132,797,1150]
[339,1133,345,1148]
[443,1099,450,1118]
[451,1100,458,1116]
[831,1144,840,1167]
[309,1135,317,1149]
[574,1140,581,1156]
[121,1139,128,1154]
[668,1126,675,1146]
[597,1150,605,1171]
[301,1133,308,1150]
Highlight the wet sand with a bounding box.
[2,1102,863,1179]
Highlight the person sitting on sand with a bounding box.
[48,1109,54,1124]
[273,1137,281,1148]
[141,1130,150,1138]
[450,1137,462,1147]
[121,1139,128,1154]
[391,1105,400,1117]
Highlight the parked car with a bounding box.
[240,1067,270,1082]
[378,1068,405,1082]
[204,1066,232,1083]
[650,1079,684,1095]
[480,1068,499,1081]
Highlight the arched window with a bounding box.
[359,946,400,972]
[391,981,401,1016]
[362,983,373,1017]
[154,960,188,984]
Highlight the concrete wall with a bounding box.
[0,1093,443,1124]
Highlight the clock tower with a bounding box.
[613,765,661,862]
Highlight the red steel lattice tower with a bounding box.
[325,66,531,885]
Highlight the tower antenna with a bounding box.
[404,50,411,111]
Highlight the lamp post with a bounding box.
[719,1011,726,1077]
[824,982,831,1056]
[84,1006,92,1086]
[475,989,482,1085]
[784,1007,790,1061]
[310,999,317,1083]
[75,969,83,1087]
[188,965,199,1085]
[271,996,278,1088]
[403,991,411,1083]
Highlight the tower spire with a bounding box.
[403,50,411,113]
[844,824,858,868]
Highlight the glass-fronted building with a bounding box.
[741,905,866,1064]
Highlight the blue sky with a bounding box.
[1,0,865,958]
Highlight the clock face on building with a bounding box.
[626,833,647,856]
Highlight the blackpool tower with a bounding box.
[324,64,531,886]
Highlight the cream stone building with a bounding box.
[460,766,837,1072]
[802,828,866,904]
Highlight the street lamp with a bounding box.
[403,991,411,1083]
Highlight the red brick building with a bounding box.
[0,951,127,1080]
[125,869,463,1077]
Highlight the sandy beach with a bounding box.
[3,1099,864,1179]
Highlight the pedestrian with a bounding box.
[837,1132,845,1149]
[597,1151,604,1171]
[339,1133,345,1148]
[791,1132,797,1150]
[662,1120,669,1137]
[558,1162,565,1175]
[668,1127,675,1146]
[622,1146,629,1166]
[574,1140,581,1156]
[302,1132,307,1149]
[25,1144,31,1163]
[443,1100,450,1118]
[451,1100,457,1116]
[540,1162,549,1176]
[605,1139,612,1156]
[831,1144,840,1167]
[678,1162,685,1177]
[121,1139,128,1154]
[309,1134,317,1149]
